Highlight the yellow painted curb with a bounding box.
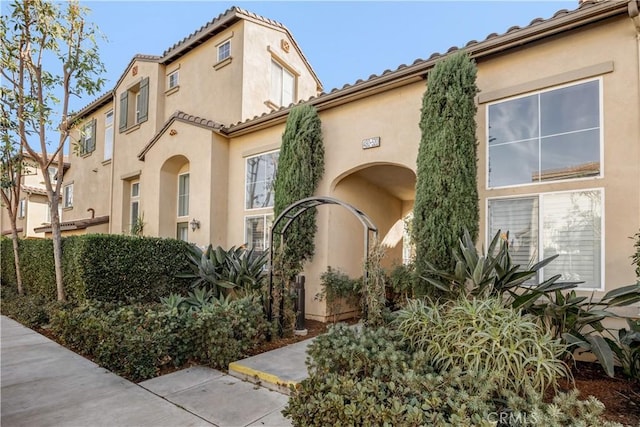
[228,362,298,389]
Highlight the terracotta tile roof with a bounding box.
[21,185,48,196]
[160,6,320,86]
[137,111,225,160]
[226,0,628,132]
[33,215,110,234]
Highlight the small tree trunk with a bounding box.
[9,220,24,296]
[50,196,65,301]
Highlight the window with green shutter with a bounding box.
[119,77,149,132]
[81,118,96,155]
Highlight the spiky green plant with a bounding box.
[395,297,570,397]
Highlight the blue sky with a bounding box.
[74,0,577,111]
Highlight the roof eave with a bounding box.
[227,0,628,136]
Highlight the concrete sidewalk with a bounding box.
[1,315,295,427]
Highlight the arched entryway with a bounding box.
[159,155,190,241]
[330,163,416,272]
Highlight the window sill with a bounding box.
[213,57,232,70]
[63,207,73,211]
[102,159,112,166]
[80,151,94,159]
[124,124,141,134]
[264,100,281,110]
[165,85,180,96]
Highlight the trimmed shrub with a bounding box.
[1,235,192,304]
[74,234,192,303]
[50,296,268,381]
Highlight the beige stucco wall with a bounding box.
[64,103,113,225]
[139,121,229,247]
[242,20,320,114]
[162,21,244,125]
[476,17,640,301]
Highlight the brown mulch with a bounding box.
[556,361,640,426]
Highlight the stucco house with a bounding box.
[31,1,640,320]
[0,154,71,239]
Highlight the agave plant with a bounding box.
[421,228,579,307]
[421,228,640,378]
[178,244,269,298]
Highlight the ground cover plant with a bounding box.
[284,323,620,427]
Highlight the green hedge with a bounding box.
[1,235,192,304]
[50,296,268,381]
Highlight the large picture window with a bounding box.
[488,79,601,188]
[245,151,279,210]
[488,189,603,289]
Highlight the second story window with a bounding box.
[18,199,26,219]
[119,77,149,132]
[271,60,294,107]
[63,183,73,208]
[217,40,231,62]
[168,70,179,89]
[104,110,113,161]
[80,119,96,155]
[487,79,601,188]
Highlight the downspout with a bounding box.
[629,0,640,226]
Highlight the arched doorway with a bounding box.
[159,155,190,240]
[330,163,416,271]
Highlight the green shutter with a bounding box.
[138,77,149,123]
[119,92,128,132]
[89,118,97,152]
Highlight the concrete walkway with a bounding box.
[0,315,298,427]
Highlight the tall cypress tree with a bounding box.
[273,104,325,277]
[412,51,479,292]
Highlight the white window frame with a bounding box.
[104,110,114,161]
[48,167,58,183]
[177,173,189,217]
[217,40,231,62]
[130,180,140,230]
[63,184,73,208]
[244,150,279,211]
[271,60,295,107]
[168,70,179,89]
[177,221,188,242]
[485,77,604,190]
[486,187,605,291]
[244,214,273,252]
[18,198,26,219]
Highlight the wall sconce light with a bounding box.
[169,129,178,136]
[190,218,201,232]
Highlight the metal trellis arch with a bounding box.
[267,196,378,336]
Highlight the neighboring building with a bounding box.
[0,155,70,239]
[58,2,639,320]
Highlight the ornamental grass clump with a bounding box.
[395,297,570,397]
